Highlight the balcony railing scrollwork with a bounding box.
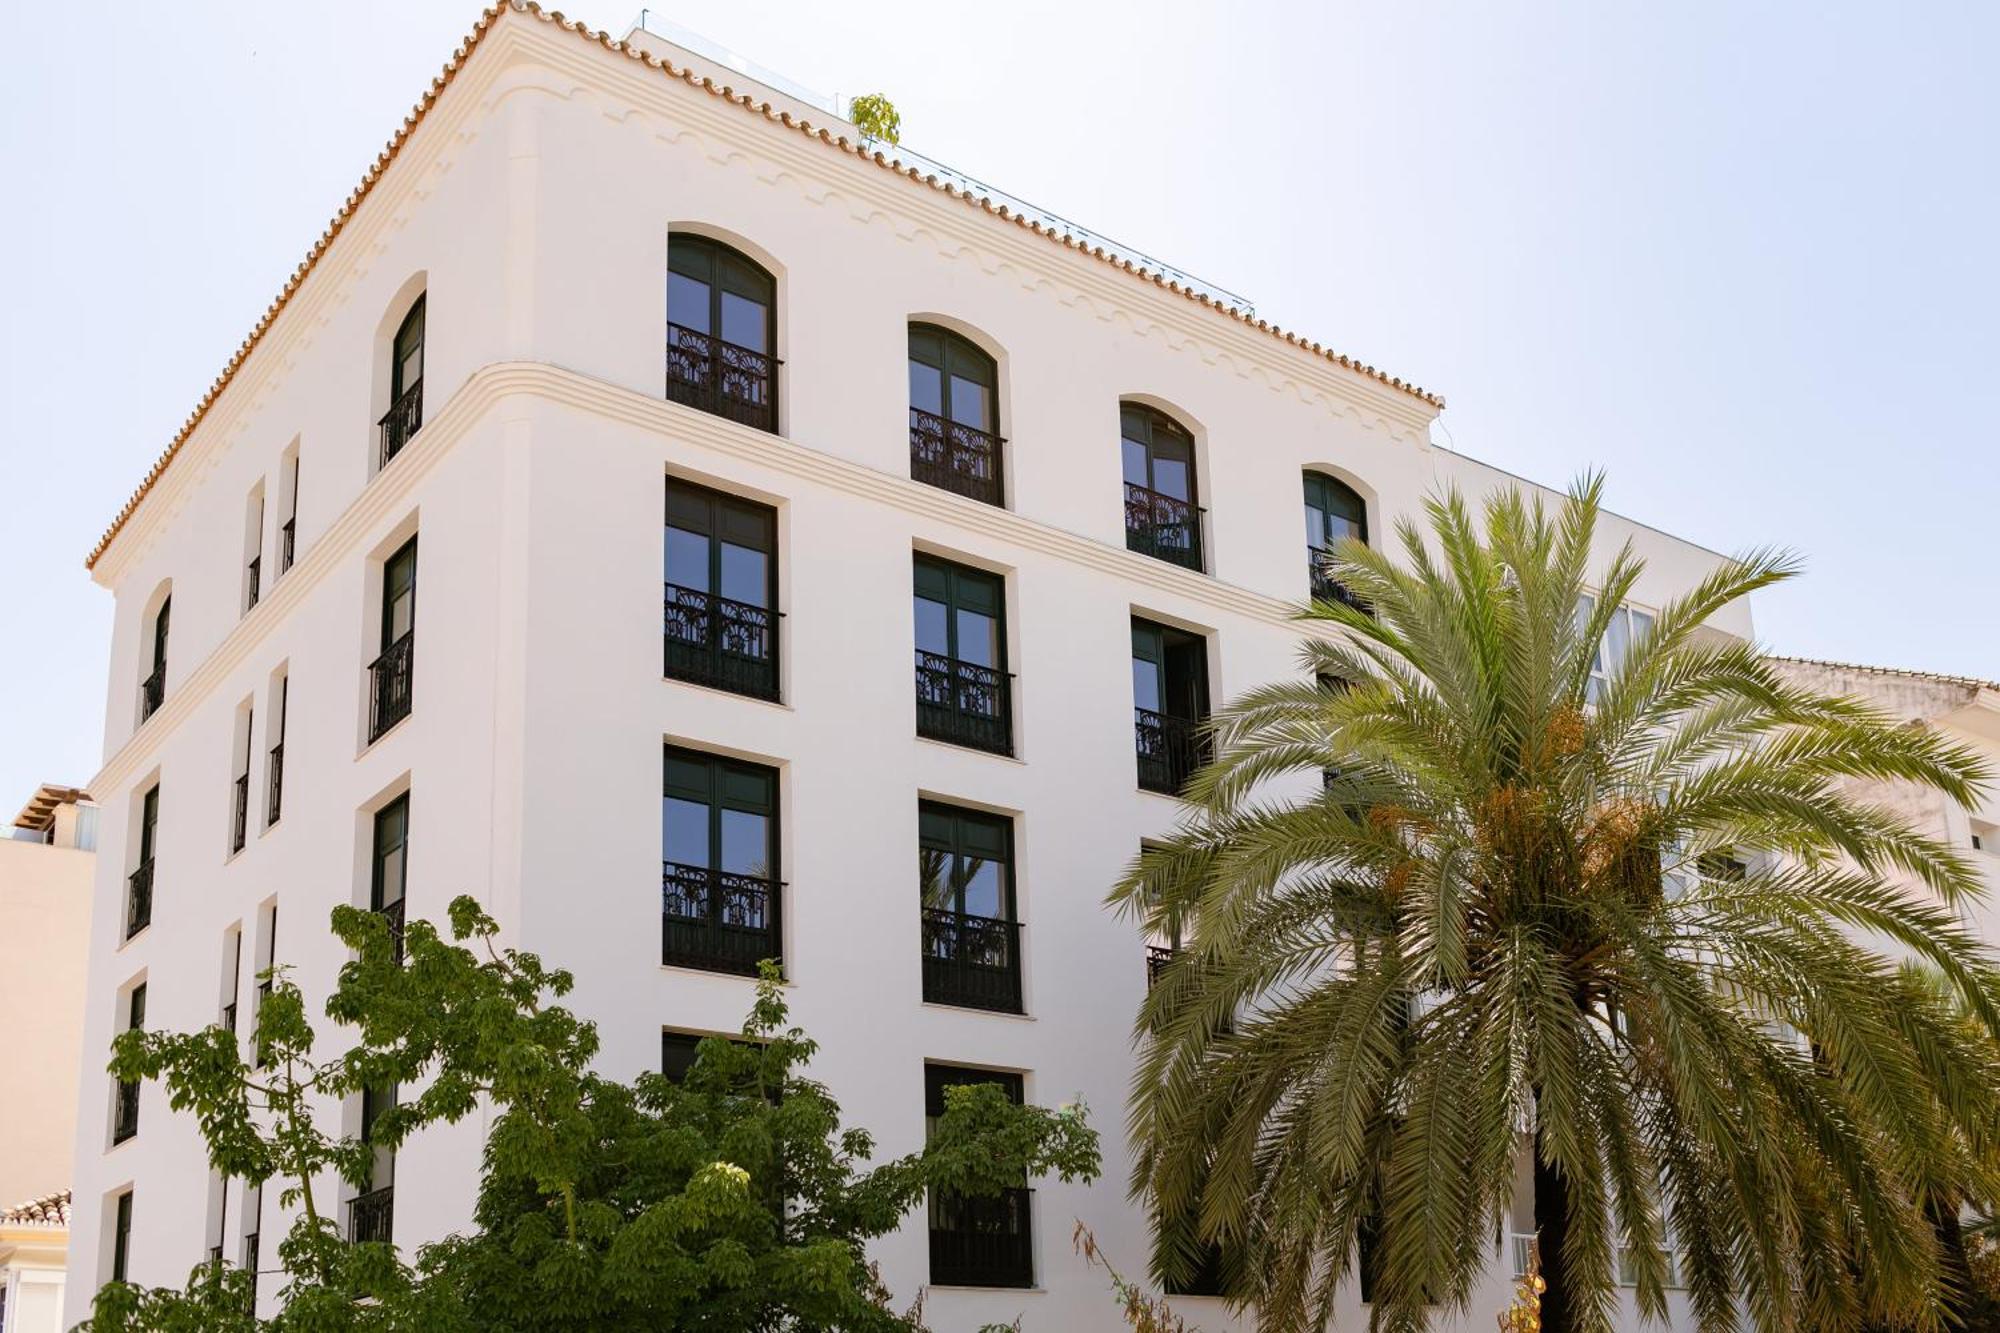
[140,663,166,722]
[376,898,407,962]
[666,324,779,433]
[378,380,423,469]
[929,1186,1034,1288]
[1145,944,1176,989]
[921,908,1023,1013]
[348,1186,394,1245]
[112,1078,140,1144]
[915,651,1012,756]
[663,584,780,701]
[909,408,1005,507]
[1124,482,1204,571]
[369,632,414,742]
[1307,546,1370,613]
[126,860,154,939]
[661,862,782,977]
[1135,708,1210,796]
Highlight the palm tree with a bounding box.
[1115,478,2000,1333]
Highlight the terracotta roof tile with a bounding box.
[1,1190,71,1227]
[1765,655,2000,696]
[86,1,1441,570]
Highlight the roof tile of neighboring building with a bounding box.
[1766,655,2000,696]
[1,1190,72,1228]
[12,783,90,832]
[85,1,1441,570]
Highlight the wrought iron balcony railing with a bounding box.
[1124,481,1204,572]
[1135,707,1209,795]
[378,380,423,469]
[348,1186,394,1245]
[914,651,1012,755]
[909,407,1005,507]
[377,898,406,962]
[126,859,154,939]
[280,517,296,574]
[208,1244,224,1268]
[245,556,261,613]
[1145,944,1176,989]
[255,979,273,1069]
[369,632,414,742]
[1307,546,1370,612]
[112,1078,141,1144]
[267,742,284,827]
[929,1186,1034,1288]
[140,662,166,722]
[663,584,780,701]
[921,908,1023,1013]
[666,323,779,433]
[231,774,250,854]
[661,862,781,977]
[222,1000,238,1034]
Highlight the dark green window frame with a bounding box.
[908,324,998,435]
[111,1190,134,1283]
[370,795,409,913]
[391,296,425,403]
[918,802,1015,920]
[912,556,1011,755]
[925,1064,1032,1287]
[663,479,780,701]
[1132,619,1211,795]
[661,747,782,976]
[138,786,159,864]
[667,236,776,349]
[1303,472,1367,549]
[381,539,417,652]
[1121,404,1203,570]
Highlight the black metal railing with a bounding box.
[222,1001,238,1034]
[1135,708,1210,795]
[921,909,1023,1013]
[661,862,781,977]
[267,742,284,827]
[348,1186,394,1245]
[929,1186,1034,1288]
[255,979,273,1069]
[140,662,166,722]
[1146,944,1176,989]
[245,556,261,612]
[914,651,1012,755]
[126,860,154,939]
[231,774,250,854]
[280,517,296,574]
[909,407,1004,507]
[1307,546,1369,612]
[378,380,423,468]
[112,1078,141,1144]
[368,632,414,742]
[663,584,779,701]
[666,324,779,433]
[1124,482,1204,571]
[376,898,406,962]
[208,1244,224,1268]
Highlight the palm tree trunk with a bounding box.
[1534,1130,1576,1333]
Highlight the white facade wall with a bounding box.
[68,11,1747,1328]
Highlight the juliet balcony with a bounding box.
[661,861,782,977]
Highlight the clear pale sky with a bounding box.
[2,2,1994,807]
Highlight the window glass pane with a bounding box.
[387,589,414,642]
[376,845,405,907]
[668,273,711,332]
[398,344,423,392]
[955,608,998,667]
[909,360,943,416]
[1604,609,1631,675]
[1304,501,1326,547]
[1631,608,1655,645]
[719,542,768,606]
[914,596,950,656]
[1133,657,1163,712]
[1121,436,1149,487]
[719,291,767,351]
[1152,456,1190,501]
[919,845,952,910]
[719,809,770,877]
[960,855,1003,918]
[663,796,709,865]
[948,375,990,431]
[1325,512,1362,545]
[665,526,710,590]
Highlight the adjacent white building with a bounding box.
[66,6,1754,1327]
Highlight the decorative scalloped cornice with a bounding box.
[92,360,1325,795]
[86,0,1440,572]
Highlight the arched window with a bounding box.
[1121,404,1203,571]
[667,235,778,433]
[379,295,425,468]
[1304,472,1368,606]
[140,592,171,722]
[908,323,1003,506]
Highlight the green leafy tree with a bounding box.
[1114,477,2000,1333]
[847,93,901,144]
[82,897,1098,1331]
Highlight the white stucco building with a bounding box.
[66,6,1755,1327]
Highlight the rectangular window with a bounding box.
[1577,595,1654,706]
[266,676,287,829]
[371,795,409,958]
[369,538,417,741]
[141,598,170,721]
[380,296,426,468]
[663,480,779,701]
[925,1065,1032,1288]
[112,983,145,1144]
[127,786,159,939]
[661,748,780,976]
[111,1190,134,1283]
[1132,619,1211,795]
[918,803,1021,1013]
[913,557,1011,755]
[1121,406,1203,571]
[231,703,253,855]
[350,1085,397,1244]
